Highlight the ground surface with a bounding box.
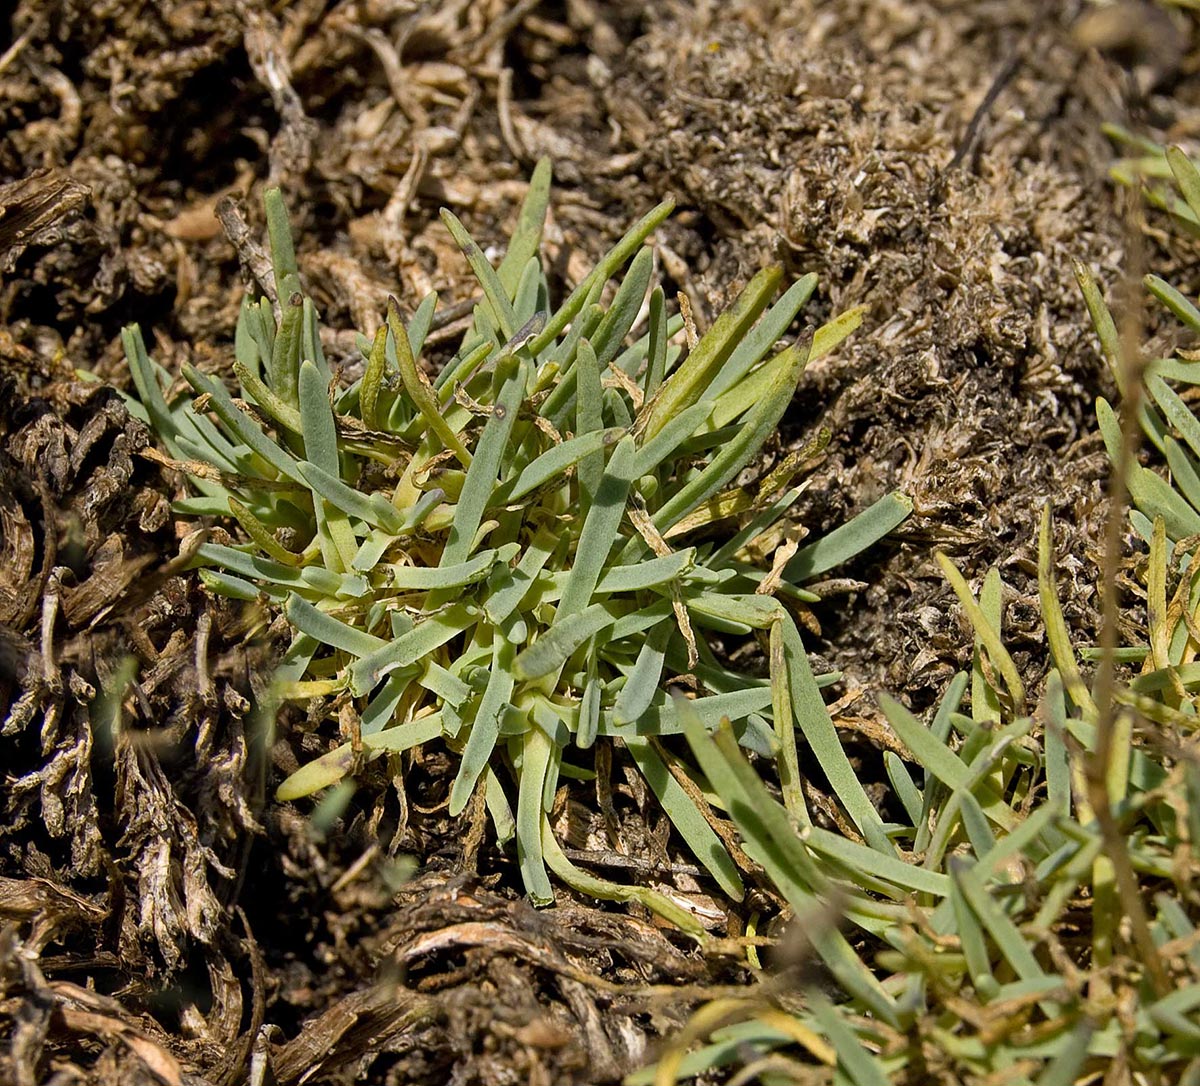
[1,2,1198,1084]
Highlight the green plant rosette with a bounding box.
[121,160,911,931]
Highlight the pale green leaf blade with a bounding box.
[284,594,387,658]
[497,158,551,296]
[449,639,516,816]
[785,492,912,582]
[441,208,519,339]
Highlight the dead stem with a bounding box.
[1087,186,1171,999]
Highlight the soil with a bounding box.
[2,2,1198,1084]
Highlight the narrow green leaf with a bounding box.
[182,364,302,483]
[485,767,516,846]
[596,549,694,593]
[227,497,302,566]
[958,790,997,858]
[273,631,319,685]
[275,715,441,801]
[936,552,1026,716]
[301,297,330,381]
[300,359,357,572]
[884,752,923,826]
[949,862,998,1000]
[449,638,516,816]
[264,185,301,301]
[1042,673,1073,823]
[1038,505,1094,715]
[809,997,891,1086]
[513,601,616,681]
[388,296,472,467]
[652,339,811,535]
[361,672,416,734]
[780,617,893,852]
[434,339,494,397]
[806,827,948,895]
[418,660,472,708]
[630,401,715,480]
[484,529,557,625]
[642,265,783,441]
[709,486,807,568]
[194,542,359,596]
[295,459,403,533]
[350,604,477,695]
[270,292,305,408]
[234,295,262,376]
[606,597,676,643]
[971,567,1004,726]
[1167,144,1200,221]
[811,305,866,362]
[706,273,817,401]
[506,426,622,503]
[1148,356,1200,386]
[1035,1022,1095,1086]
[245,298,276,368]
[198,568,280,602]
[880,694,1017,836]
[576,338,605,509]
[644,287,668,399]
[603,686,775,739]
[439,354,529,569]
[441,209,519,339]
[527,198,675,358]
[591,246,654,369]
[1163,435,1200,514]
[1074,260,1124,393]
[1098,395,1200,538]
[558,435,638,617]
[687,713,899,1023]
[707,308,863,431]
[604,385,633,428]
[517,726,556,905]
[772,614,801,816]
[612,620,673,725]
[360,325,388,431]
[498,158,551,296]
[233,357,304,433]
[275,744,358,801]
[785,491,912,582]
[541,815,703,935]
[284,594,387,658]
[577,663,602,750]
[387,543,517,591]
[1146,273,1200,333]
[955,862,1048,987]
[121,326,178,446]
[1147,374,1200,464]
[351,529,394,574]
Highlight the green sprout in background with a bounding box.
[121,160,910,933]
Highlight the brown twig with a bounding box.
[1087,188,1171,999]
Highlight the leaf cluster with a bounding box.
[121,161,910,928]
[638,514,1200,1086]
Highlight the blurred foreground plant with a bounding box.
[121,161,910,931]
